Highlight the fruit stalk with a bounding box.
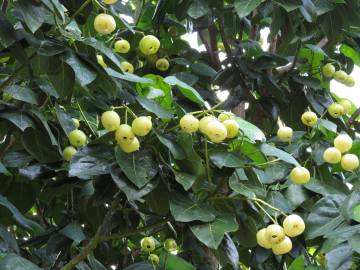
[77,102,98,137]
[70,0,92,20]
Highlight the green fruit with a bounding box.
[272,236,292,255]
[103,0,118,4]
[115,124,135,145]
[131,116,152,136]
[333,70,348,83]
[256,229,273,249]
[322,63,335,78]
[180,114,199,133]
[223,119,239,138]
[68,130,87,147]
[164,238,177,252]
[277,126,293,142]
[334,134,352,153]
[119,137,140,153]
[339,99,352,114]
[289,167,310,184]
[121,61,134,73]
[155,58,170,71]
[323,147,342,164]
[148,254,159,265]
[344,76,355,87]
[114,39,130,53]
[301,111,318,127]
[97,55,107,68]
[328,103,345,118]
[218,112,234,122]
[72,118,80,129]
[206,121,227,143]
[141,237,156,252]
[341,154,359,172]
[63,146,77,161]
[199,116,216,134]
[101,111,121,131]
[283,214,305,237]
[94,13,116,34]
[139,35,160,55]
[265,224,285,245]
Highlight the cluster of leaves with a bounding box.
[0,0,360,269]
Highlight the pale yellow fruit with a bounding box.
[322,63,336,78]
[341,154,359,172]
[289,167,310,185]
[339,99,352,114]
[103,0,118,4]
[114,40,130,53]
[334,134,352,153]
[115,124,135,145]
[180,114,199,133]
[333,70,348,83]
[272,236,292,255]
[206,121,227,143]
[68,130,87,147]
[323,147,342,164]
[199,116,216,134]
[301,111,318,127]
[265,224,285,245]
[277,126,293,142]
[223,119,239,138]
[139,35,160,55]
[155,58,170,71]
[218,112,234,122]
[101,111,120,131]
[148,254,159,265]
[141,237,155,252]
[94,13,116,34]
[256,228,273,249]
[63,146,77,161]
[72,118,80,129]
[164,238,177,252]
[131,116,152,136]
[121,61,134,73]
[119,137,140,153]
[328,103,345,118]
[344,76,355,87]
[283,214,305,237]
[97,55,107,68]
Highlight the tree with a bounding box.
[0,0,360,269]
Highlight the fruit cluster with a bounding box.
[323,133,359,171]
[140,237,177,265]
[180,112,239,143]
[256,214,305,255]
[322,63,355,87]
[62,118,86,161]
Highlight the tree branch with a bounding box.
[1,0,8,13]
[217,16,232,58]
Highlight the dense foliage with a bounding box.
[0,0,360,269]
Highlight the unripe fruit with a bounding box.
[103,0,118,4]
[119,137,140,153]
[223,119,239,138]
[272,236,292,255]
[333,70,348,83]
[323,147,342,164]
[180,114,199,133]
[164,238,177,252]
[256,228,273,249]
[344,76,355,87]
[63,146,77,161]
[277,126,293,142]
[114,40,130,53]
[283,214,305,237]
[341,154,359,172]
[322,63,335,78]
[199,116,216,134]
[97,55,107,68]
[141,237,155,252]
[72,118,80,129]
[94,14,116,34]
[68,130,87,147]
[301,111,318,127]
[339,99,352,114]
[132,116,152,136]
[265,224,285,245]
[289,167,310,185]
[218,112,234,122]
[101,111,120,131]
[115,124,135,145]
[139,35,160,55]
[155,58,170,71]
[148,254,159,265]
[328,103,345,118]
[334,134,352,153]
[206,121,228,143]
[121,61,134,73]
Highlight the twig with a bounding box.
[347,106,360,128]
[1,0,8,13]
[217,16,232,58]
[70,0,92,21]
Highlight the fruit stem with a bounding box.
[125,109,128,124]
[190,101,224,116]
[70,0,92,21]
[125,106,137,118]
[253,200,277,224]
[204,138,213,185]
[77,102,98,138]
[252,198,287,217]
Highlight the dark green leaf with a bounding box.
[234,117,266,143]
[260,144,300,166]
[60,223,86,243]
[156,132,185,159]
[209,149,246,168]
[173,171,196,191]
[136,96,173,119]
[0,112,35,131]
[62,52,96,86]
[0,253,42,270]
[234,0,263,18]
[164,76,204,105]
[325,243,353,270]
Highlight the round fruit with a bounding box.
[63,146,77,161]
[115,124,135,145]
[334,70,348,83]
[334,134,352,153]
[301,111,318,127]
[277,126,293,143]
[344,76,355,87]
[132,116,152,136]
[323,147,342,164]
[97,55,107,68]
[119,137,140,153]
[339,99,352,114]
[141,237,155,252]
[256,228,273,249]
[68,130,87,147]
[322,63,335,78]
[94,13,116,34]
[206,121,228,143]
[103,0,118,4]
[72,118,80,129]
[101,111,120,131]
[139,35,160,55]
[218,112,234,122]
[283,214,305,237]
[148,254,159,265]
[155,58,170,71]
[121,61,134,73]
[341,154,359,172]
[289,167,310,185]
[265,224,285,245]
[272,236,292,255]
[180,114,199,133]
[114,39,130,53]
[328,103,345,118]
[164,238,177,252]
[199,116,216,134]
[223,119,239,138]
